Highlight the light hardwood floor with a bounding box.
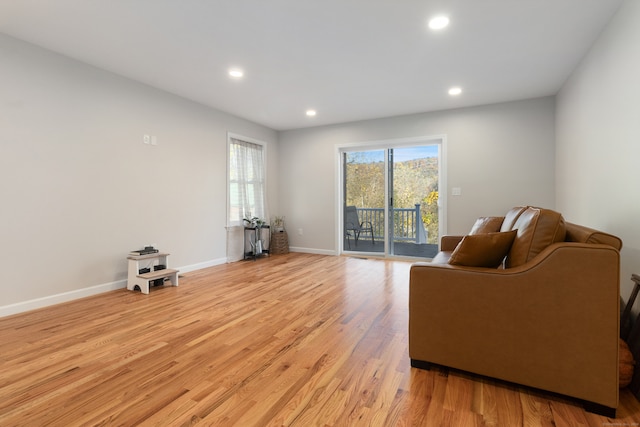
[1,253,640,426]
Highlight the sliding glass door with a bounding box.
[343,150,385,254]
[342,142,441,259]
[388,146,439,257]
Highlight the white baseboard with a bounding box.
[289,247,337,256]
[179,258,227,274]
[0,279,127,318]
[0,257,228,318]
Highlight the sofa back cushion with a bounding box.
[500,206,528,232]
[469,216,504,234]
[505,207,566,268]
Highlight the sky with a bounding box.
[346,145,438,163]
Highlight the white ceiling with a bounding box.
[0,0,623,131]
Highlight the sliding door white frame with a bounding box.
[334,134,447,257]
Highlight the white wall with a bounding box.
[556,0,640,299]
[0,34,278,313]
[12,0,636,313]
[278,97,556,253]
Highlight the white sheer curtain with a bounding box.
[228,137,266,226]
[227,136,267,262]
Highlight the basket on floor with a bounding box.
[270,231,289,254]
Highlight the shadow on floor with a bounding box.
[344,238,438,259]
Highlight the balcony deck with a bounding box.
[343,238,438,259]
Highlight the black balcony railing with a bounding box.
[355,204,427,243]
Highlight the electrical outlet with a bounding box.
[143,134,150,144]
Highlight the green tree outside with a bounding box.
[345,151,439,244]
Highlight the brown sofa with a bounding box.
[409,206,622,416]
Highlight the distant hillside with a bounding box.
[345,156,439,243]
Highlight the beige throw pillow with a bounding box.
[449,230,518,268]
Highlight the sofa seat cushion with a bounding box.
[505,207,566,268]
[470,216,504,234]
[448,230,517,268]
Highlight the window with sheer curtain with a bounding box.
[228,136,266,227]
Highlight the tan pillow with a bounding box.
[449,230,518,268]
[469,217,504,234]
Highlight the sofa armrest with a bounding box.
[409,242,620,409]
[440,235,464,252]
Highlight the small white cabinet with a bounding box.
[127,252,178,294]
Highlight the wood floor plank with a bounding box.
[1,253,639,426]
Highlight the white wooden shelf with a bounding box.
[127,252,178,294]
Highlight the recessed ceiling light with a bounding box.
[428,16,450,30]
[306,110,317,117]
[228,69,244,78]
[448,87,462,96]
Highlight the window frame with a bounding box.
[227,133,268,227]
[335,135,447,257]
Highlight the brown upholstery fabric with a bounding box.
[469,216,505,234]
[500,206,528,232]
[449,230,517,268]
[440,235,464,252]
[505,207,566,268]
[412,207,622,411]
[565,222,623,251]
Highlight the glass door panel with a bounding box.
[390,146,439,258]
[343,150,385,253]
[341,143,440,259]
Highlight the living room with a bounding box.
[1,0,639,424]
[1,0,638,316]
